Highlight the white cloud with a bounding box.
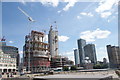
[21,0,26,5]
[19,51,23,54]
[57,10,61,13]
[95,0,118,13]
[60,51,74,61]
[80,12,87,15]
[66,51,73,55]
[87,12,94,17]
[107,20,110,23]
[80,12,94,17]
[100,12,112,18]
[8,41,14,44]
[77,16,81,19]
[21,0,59,7]
[44,35,69,42]
[20,0,77,11]
[95,0,118,18]
[63,0,77,11]
[40,0,59,7]
[58,35,69,42]
[80,28,111,42]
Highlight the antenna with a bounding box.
[18,6,36,22]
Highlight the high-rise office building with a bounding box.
[48,26,58,57]
[74,49,80,66]
[84,44,97,64]
[107,45,120,69]
[23,30,50,73]
[77,39,86,66]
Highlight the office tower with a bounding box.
[0,41,19,68]
[77,39,86,66]
[107,45,120,68]
[48,26,58,57]
[84,44,97,64]
[74,49,80,66]
[23,30,50,73]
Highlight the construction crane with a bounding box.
[18,7,36,22]
[18,6,36,73]
[0,36,6,41]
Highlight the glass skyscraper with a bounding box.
[84,44,97,64]
[77,39,86,66]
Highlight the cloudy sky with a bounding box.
[2,0,118,62]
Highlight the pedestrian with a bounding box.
[7,74,9,78]
[10,73,12,77]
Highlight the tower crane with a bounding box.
[18,6,36,72]
[18,7,36,22]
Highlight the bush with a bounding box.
[70,66,77,70]
[63,66,69,71]
[93,64,102,69]
[93,64,108,69]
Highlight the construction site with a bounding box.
[23,26,74,73]
[17,6,74,73]
[23,30,51,73]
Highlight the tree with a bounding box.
[70,66,77,70]
[63,66,69,71]
[93,63,108,69]
[102,64,108,69]
[93,64,102,69]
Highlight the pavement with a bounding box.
[2,70,120,80]
[34,70,119,79]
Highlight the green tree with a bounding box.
[70,66,77,70]
[101,64,108,69]
[63,66,69,71]
[93,64,102,69]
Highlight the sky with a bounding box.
[1,0,118,62]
